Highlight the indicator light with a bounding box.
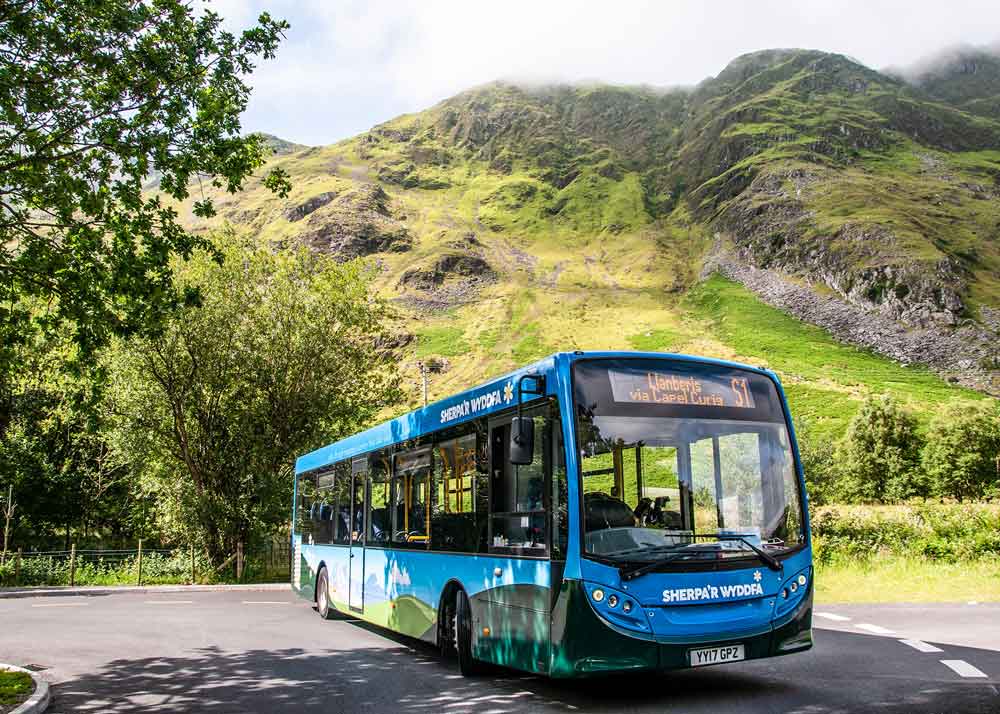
[607,594,619,608]
[482,627,491,637]
[798,574,807,586]
[592,589,605,602]
[623,600,632,613]
[790,581,798,593]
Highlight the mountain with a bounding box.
[894,45,1000,120]
[173,47,1000,436]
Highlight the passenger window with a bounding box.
[431,433,479,552]
[314,470,337,544]
[295,471,318,542]
[331,462,351,544]
[392,449,432,546]
[490,404,553,553]
[369,450,391,544]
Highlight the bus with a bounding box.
[291,351,813,677]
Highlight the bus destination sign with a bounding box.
[608,369,756,409]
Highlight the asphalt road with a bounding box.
[1,589,998,714]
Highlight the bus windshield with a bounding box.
[573,358,805,568]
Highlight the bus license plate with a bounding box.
[689,644,745,667]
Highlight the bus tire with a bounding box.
[455,590,483,676]
[316,567,335,620]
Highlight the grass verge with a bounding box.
[0,670,33,709]
[815,556,1000,604]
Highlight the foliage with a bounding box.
[0,0,291,403]
[810,503,1000,564]
[107,234,402,564]
[0,320,138,549]
[836,395,926,503]
[922,401,1000,502]
[0,670,33,707]
[793,418,838,505]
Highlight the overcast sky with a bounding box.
[208,0,1000,146]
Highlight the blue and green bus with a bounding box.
[292,351,812,676]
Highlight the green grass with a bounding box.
[414,326,469,358]
[0,670,33,707]
[816,556,1000,603]
[627,328,685,352]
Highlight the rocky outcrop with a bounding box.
[715,169,970,329]
[297,184,413,260]
[284,191,337,222]
[397,253,497,310]
[703,241,1000,395]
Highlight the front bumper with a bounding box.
[548,578,813,677]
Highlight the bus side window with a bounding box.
[332,461,351,544]
[296,471,318,542]
[392,448,432,547]
[314,469,336,544]
[369,449,391,543]
[490,405,549,552]
[431,431,478,552]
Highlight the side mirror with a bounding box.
[509,417,535,465]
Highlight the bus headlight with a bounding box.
[797,574,807,587]
[592,588,605,603]
[622,600,632,613]
[607,594,618,608]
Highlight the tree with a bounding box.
[0,317,136,549]
[0,0,291,428]
[838,395,925,503]
[107,234,402,564]
[921,401,1000,502]
[793,417,837,505]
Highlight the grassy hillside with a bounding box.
[169,47,1000,436]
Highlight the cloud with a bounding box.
[206,0,1000,145]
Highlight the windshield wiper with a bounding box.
[713,535,783,572]
[619,549,711,581]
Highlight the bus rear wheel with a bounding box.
[316,567,335,620]
[455,590,484,676]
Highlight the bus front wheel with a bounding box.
[316,567,335,620]
[455,590,484,676]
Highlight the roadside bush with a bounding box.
[811,503,1000,564]
[837,395,926,503]
[921,400,1000,502]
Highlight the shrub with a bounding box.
[837,395,926,503]
[921,401,1000,502]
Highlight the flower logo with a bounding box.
[503,381,514,404]
[753,570,762,582]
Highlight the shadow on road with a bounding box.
[46,628,1000,714]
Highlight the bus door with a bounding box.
[349,455,367,613]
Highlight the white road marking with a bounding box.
[815,612,851,622]
[899,639,943,653]
[241,600,290,605]
[855,623,895,635]
[30,602,88,608]
[143,600,193,605]
[940,660,988,678]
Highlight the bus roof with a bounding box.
[293,350,775,474]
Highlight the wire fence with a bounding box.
[0,540,290,587]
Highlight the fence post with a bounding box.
[137,539,143,587]
[69,543,76,587]
[236,541,244,582]
[190,543,195,585]
[15,547,22,586]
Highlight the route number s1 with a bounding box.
[730,377,752,408]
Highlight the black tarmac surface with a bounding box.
[1,589,998,713]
